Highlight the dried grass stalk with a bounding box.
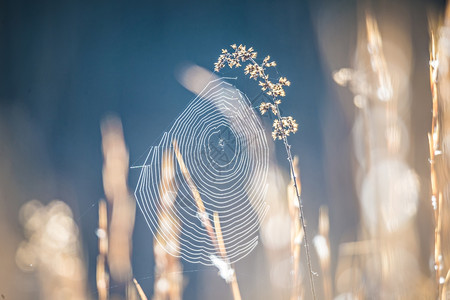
[134,278,149,300]
[213,212,242,300]
[101,116,136,283]
[173,139,241,298]
[97,199,109,300]
[429,29,444,297]
[215,45,316,299]
[172,139,218,250]
[153,148,183,300]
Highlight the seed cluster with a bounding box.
[214,44,298,140]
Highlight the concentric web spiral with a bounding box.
[134,78,269,265]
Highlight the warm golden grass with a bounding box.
[213,212,242,300]
[101,116,136,283]
[99,116,148,300]
[152,149,183,300]
[133,278,149,300]
[429,28,444,298]
[96,200,109,300]
[172,139,218,251]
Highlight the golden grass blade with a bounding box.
[213,212,242,300]
[172,139,205,213]
[153,149,183,300]
[172,139,219,251]
[133,278,149,300]
[230,279,242,300]
[213,212,227,259]
[429,28,444,298]
[97,199,109,300]
[173,139,242,298]
[101,116,136,283]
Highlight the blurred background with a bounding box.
[0,0,448,299]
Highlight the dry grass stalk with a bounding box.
[287,156,304,300]
[101,116,136,283]
[126,281,139,300]
[213,212,227,259]
[441,269,450,300]
[134,278,149,300]
[100,116,149,300]
[215,44,316,300]
[434,3,450,296]
[152,149,183,300]
[213,212,242,300]
[249,61,317,299]
[173,139,241,297]
[172,139,218,250]
[333,11,423,297]
[97,199,109,300]
[365,14,392,102]
[429,30,444,297]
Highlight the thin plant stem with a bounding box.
[288,156,304,300]
[213,212,242,300]
[279,113,317,300]
[281,122,317,300]
[248,57,317,300]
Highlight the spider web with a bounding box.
[134,78,269,265]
